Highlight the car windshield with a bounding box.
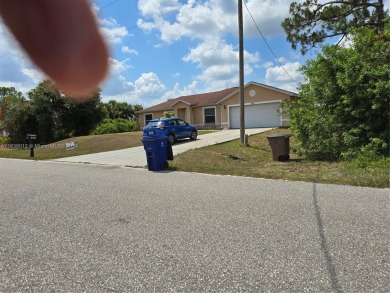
[146,121,165,128]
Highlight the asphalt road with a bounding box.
[0,159,388,292]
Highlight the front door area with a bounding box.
[177,108,186,120]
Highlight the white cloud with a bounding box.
[137,0,291,43]
[21,68,45,84]
[138,0,181,18]
[265,62,301,82]
[243,0,291,37]
[145,1,235,44]
[183,38,260,90]
[101,70,168,107]
[137,19,157,32]
[262,61,274,68]
[121,46,138,55]
[100,58,133,98]
[265,61,303,93]
[101,66,201,107]
[99,18,129,45]
[133,72,166,99]
[160,80,199,101]
[0,21,47,96]
[91,2,129,46]
[277,57,288,64]
[110,58,132,75]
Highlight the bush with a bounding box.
[0,136,9,145]
[345,138,389,169]
[90,118,138,135]
[288,26,389,160]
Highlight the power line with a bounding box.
[242,0,300,86]
[99,0,120,10]
[0,50,14,58]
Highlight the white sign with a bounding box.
[66,142,76,150]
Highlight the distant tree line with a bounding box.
[0,80,143,144]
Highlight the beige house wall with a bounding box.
[139,111,165,128]
[192,107,203,126]
[191,105,222,128]
[172,102,192,123]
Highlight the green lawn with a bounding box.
[169,128,389,188]
[0,130,217,160]
[0,129,388,188]
[0,132,144,160]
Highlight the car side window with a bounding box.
[168,120,176,126]
[177,119,186,126]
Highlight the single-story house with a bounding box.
[137,81,298,129]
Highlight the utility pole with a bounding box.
[238,0,245,145]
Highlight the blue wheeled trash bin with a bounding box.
[142,136,170,171]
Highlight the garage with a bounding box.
[229,102,281,128]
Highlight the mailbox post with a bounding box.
[26,134,37,157]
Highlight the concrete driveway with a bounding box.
[54,128,272,167]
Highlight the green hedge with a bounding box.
[90,118,138,135]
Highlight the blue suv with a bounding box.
[143,118,197,145]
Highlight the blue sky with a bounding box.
[0,0,318,108]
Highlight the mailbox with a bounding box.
[26,134,37,157]
[26,134,37,140]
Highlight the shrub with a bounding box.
[288,26,389,160]
[90,118,138,135]
[345,138,389,169]
[0,136,9,145]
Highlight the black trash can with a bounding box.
[142,136,169,171]
[267,134,292,161]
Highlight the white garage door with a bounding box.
[229,102,281,128]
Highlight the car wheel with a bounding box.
[190,130,197,140]
[168,133,175,145]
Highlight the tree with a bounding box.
[0,87,38,143]
[282,0,388,54]
[287,25,389,160]
[62,90,106,137]
[0,87,24,124]
[28,80,63,143]
[104,100,143,121]
[2,99,34,143]
[163,111,174,118]
[132,104,143,121]
[0,87,23,100]
[28,80,105,142]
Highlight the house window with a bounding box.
[144,114,153,125]
[204,107,216,124]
